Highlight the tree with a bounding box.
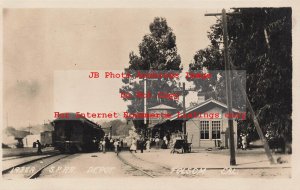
[101,119,131,137]
[120,17,182,132]
[189,8,292,143]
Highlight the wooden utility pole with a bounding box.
[182,82,186,135]
[205,9,236,166]
[222,9,236,166]
[110,126,112,139]
[144,78,147,125]
[176,82,196,139]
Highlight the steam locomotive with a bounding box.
[52,113,104,153]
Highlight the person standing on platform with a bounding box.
[242,134,247,150]
[163,135,168,149]
[105,136,109,152]
[110,138,114,151]
[120,139,124,152]
[114,140,119,154]
[155,137,160,149]
[36,140,42,154]
[140,137,144,153]
[102,140,106,153]
[146,139,151,152]
[99,139,103,152]
[130,137,137,153]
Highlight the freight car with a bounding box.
[41,131,53,147]
[52,113,104,153]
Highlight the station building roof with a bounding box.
[156,98,241,125]
[148,104,177,110]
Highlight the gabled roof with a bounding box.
[158,98,241,123]
[148,104,177,110]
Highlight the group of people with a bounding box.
[128,133,172,153]
[129,137,151,153]
[153,134,170,149]
[99,132,176,154]
[99,136,124,154]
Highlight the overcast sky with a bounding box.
[3,8,218,128]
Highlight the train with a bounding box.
[52,113,105,153]
[41,131,53,147]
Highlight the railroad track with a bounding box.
[3,152,60,162]
[3,150,60,161]
[116,152,155,178]
[2,154,73,179]
[3,156,28,161]
[28,154,73,179]
[117,152,173,177]
[129,151,172,171]
[2,154,60,175]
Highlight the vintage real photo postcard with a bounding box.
[1,0,299,189]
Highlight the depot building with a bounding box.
[147,94,242,149]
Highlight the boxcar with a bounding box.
[41,131,53,147]
[52,113,104,153]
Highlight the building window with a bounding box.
[212,121,221,139]
[200,121,209,139]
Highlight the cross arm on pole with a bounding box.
[205,12,241,17]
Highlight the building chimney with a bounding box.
[197,91,206,104]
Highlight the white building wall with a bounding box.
[186,107,238,149]
[186,119,200,147]
[23,135,40,147]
